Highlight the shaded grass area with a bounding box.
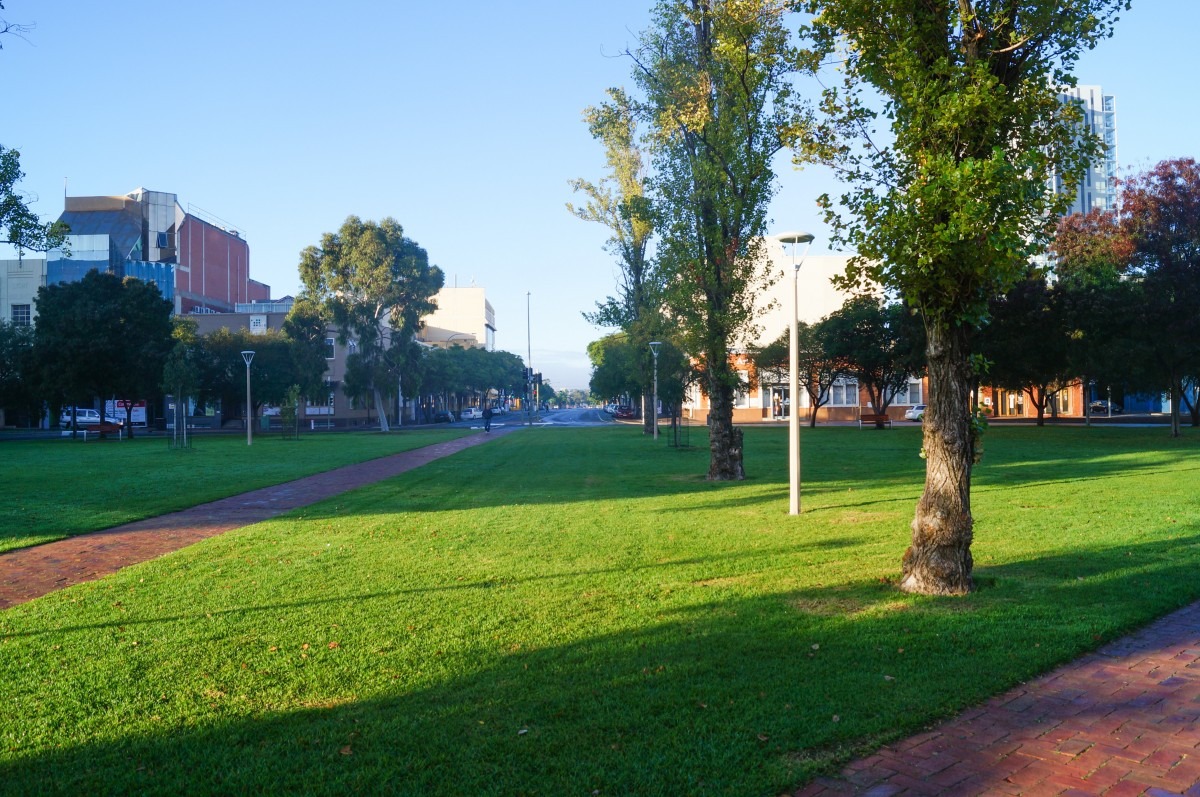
[0,430,471,553]
[1,425,1197,795]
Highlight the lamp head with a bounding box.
[241,350,255,366]
[649,341,662,357]
[775,231,815,245]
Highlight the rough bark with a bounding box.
[901,323,974,595]
[705,363,744,480]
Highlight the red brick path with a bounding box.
[0,429,516,609]
[794,601,1200,796]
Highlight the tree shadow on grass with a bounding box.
[3,536,865,641]
[4,534,1199,796]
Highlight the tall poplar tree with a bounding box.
[630,0,807,479]
[802,0,1127,593]
[569,87,661,433]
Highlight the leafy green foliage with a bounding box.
[570,87,657,330]
[804,0,1126,326]
[298,217,444,431]
[802,0,1129,593]
[753,318,842,425]
[31,270,174,435]
[630,0,811,478]
[0,145,68,253]
[821,296,924,416]
[0,320,37,425]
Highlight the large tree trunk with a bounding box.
[901,323,974,595]
[1169,376,1182,439]
[705,360,744,480]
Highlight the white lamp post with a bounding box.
[241,350,255,446]
[649,341,662,440]
[775,232,814,515]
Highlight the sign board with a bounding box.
[106,399,147,426]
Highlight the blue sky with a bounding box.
[4,1,1196,390]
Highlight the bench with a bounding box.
[858,413,892,429]
[62,422,124,440]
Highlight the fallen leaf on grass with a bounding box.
[340,746,352,756]
[518,728,529,736]
[328,642,340,649]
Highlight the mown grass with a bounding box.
[0,429,471,553]
[1,425,1197,795]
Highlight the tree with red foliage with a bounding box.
[1118,158,1200,436]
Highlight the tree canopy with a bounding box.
[32,270,173,437]
[803,0,1128,594]
[298,216,443,431]
[1,145,68,253]
[629,0,808,479]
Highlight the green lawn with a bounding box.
[1,425,1197,795]
[0,429,471,553]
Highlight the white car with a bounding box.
[60,408,125,428]
[903,405,926,421]
[460,407,484,420]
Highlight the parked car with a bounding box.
[460,407,483,420]
[1089,400,1122,415]
[433,410,456,423]
[60,408,125,428]
[903,404,926,421]
[614,406,637,419]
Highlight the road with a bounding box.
[450,406,615,430]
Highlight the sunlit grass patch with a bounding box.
[0,424,1197,795]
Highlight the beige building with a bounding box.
[419,286,496,350]
[1,257,47,327]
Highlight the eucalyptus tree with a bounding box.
[803,0,1127,593]
[32,270,173,437]
[629,0,808,479]
[298,216,443,431]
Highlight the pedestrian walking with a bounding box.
[483,405,493,432]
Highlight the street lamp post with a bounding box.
[774,232,814,515]
[241,350,255,446]
[649,341,662,440]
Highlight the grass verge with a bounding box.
[0,429,471,552]
[0,424,1197,795]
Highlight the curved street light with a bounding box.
[774,232,814,515]
[241,350,255,446]
[649,341,662,440]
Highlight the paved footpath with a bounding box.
[0,428,517,610]
[794,601,1200,796]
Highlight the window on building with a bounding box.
[734,375,751,408]
[10,304,31,327]
[830,379,859,406]
[888,379,922,406]
[325,337,336,359]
